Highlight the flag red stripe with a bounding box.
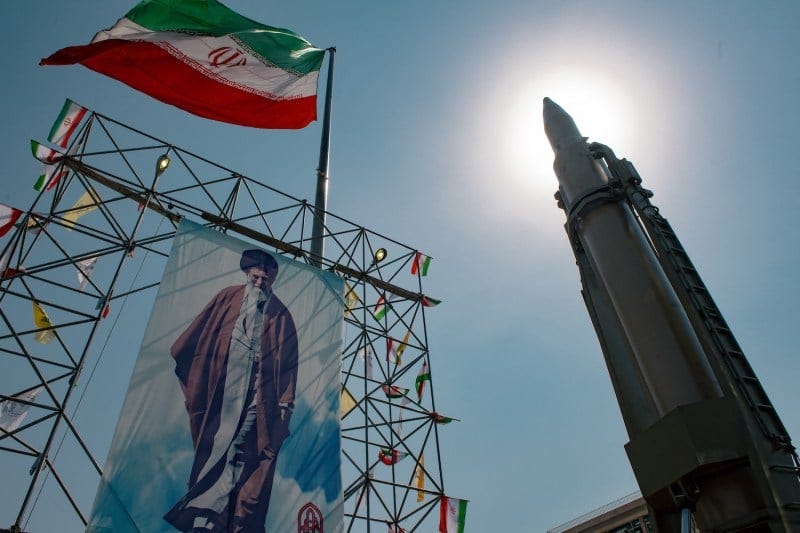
[60,106,88,148]
[438,497,448,532]
[42,41,317,129]
[0,208,22,237]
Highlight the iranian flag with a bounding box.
[31,142,68,192]
[429,411,456,424]
[373,295,391,321]
[0,204,23,237]
[415,361,430,400]
[380,384,409,400]
[439,497,468,533]
[421,295,441,308]
[378,448,408,465]
[41,0,325,129]
[410,252,432,276]
[49,99,88,149]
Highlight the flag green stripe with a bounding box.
[125,0,324,74]
[420,256,431,275]
[48,100,73,141]
[457,500,468,532]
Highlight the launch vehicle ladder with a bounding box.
[591,144,800,477]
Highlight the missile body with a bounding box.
[544,97,721,417]
[544,98,800,531]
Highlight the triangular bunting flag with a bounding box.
[63,187,101,229]
[0,386,44,433]
[341,386,357,419]
[32,302,56,344]
[76,256,97,290]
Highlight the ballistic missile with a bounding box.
[544,97,800,531]
[543,97,721,418]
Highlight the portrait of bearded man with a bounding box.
[163,249,298,533]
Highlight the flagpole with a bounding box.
[310,47,335,266]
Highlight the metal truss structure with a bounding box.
[0,110,453,532]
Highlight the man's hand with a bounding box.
[279,403,293,422]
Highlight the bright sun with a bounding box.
[502,67,635,190]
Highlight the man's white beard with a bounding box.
[245,281,269,305]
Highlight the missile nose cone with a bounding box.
[543,97,583,153]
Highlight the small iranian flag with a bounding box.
[49,99,88,149]
[381,383,409,400]
[31,140,62,164]
[96,295,112,319]
[415,361,430,400]
[373,295,391,320]
[421,295,441,308]
[0,203,23,237]
[41,0,326,129]
[378,448,409,465]
[439,497,468,533]
[410,252,432,276]
[429,411,456,424]
[31,140,66,192]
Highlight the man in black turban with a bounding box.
[164,249,298,533]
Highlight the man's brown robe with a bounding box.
[163,285,298,532]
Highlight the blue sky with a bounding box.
[1,1,799,531]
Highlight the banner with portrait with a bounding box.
[88,219,344,532]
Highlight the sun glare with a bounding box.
[502,67,634,190]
